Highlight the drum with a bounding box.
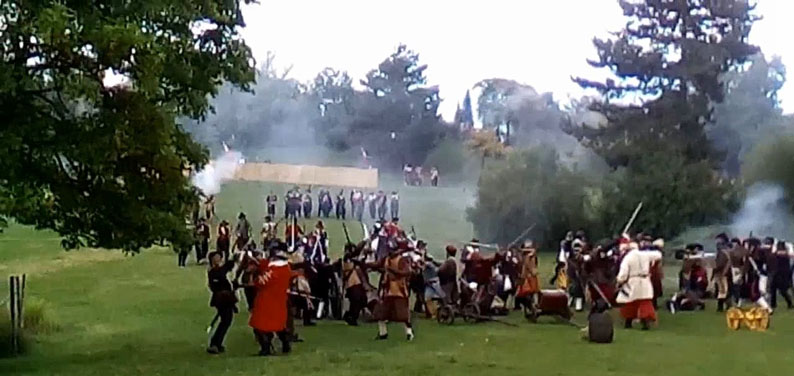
[525,289,572,322]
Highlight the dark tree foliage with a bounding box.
[309,68,356,151]
[600,152,738,240]
[567,0,760,167]
[356,45,445,169]
[0,1,255,251]
[709,54,786,176]
[467,147,605,249]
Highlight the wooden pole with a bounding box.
[19,274,26,329]
[9,276,17,355]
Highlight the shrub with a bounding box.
[0,296,58,358]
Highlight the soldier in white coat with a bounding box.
[616,242,663,330]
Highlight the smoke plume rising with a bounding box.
[192,150,243,195]
[730,182,794,240]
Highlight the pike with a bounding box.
[342,222,353,246]
[622,202,644,235]
[507,224,537,248]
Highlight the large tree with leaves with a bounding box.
[355,44,445,169]
[566,0,760,168]
[709,53,786,176]
[0,1,255,251]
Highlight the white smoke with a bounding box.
[730,183,794,240]
[191,150,243,195]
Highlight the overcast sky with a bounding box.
[240,0,793,121]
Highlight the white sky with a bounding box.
[240,0,794,121]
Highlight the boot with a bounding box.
[717,299,724,312]
[624,319,632,329]
[278,332,291,354]
[641,320,650,331]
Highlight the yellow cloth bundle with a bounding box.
[725,307,770,331]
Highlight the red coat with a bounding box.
[249,260,292,332]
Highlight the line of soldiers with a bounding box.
[673,233,794,314]
[265,187,400,222]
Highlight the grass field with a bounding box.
[2,180,794,375]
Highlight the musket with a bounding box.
[622,202,643,235]
[466,313,519,327]
[465,241,500,250]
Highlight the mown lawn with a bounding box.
[1,181,793,375]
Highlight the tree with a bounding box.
[1,1,255,251]
[709,54,786,176]
[566,0,760,168]
[309,68,356,151]
[356,45,445,169]
[476,79,564,147]
[467,147,604,248]
[743,129,794,210]
[466,130,507,170]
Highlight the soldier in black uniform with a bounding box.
[769,241,793,309]
[335,190,347,220]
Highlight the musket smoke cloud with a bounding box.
[730,182,794,240]
[192,150,243,195]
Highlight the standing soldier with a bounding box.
[369,239,415,341]
[341,243,371,326]
[713,234,732,311]
[616,242,663,330]
[336,190,347,220]
[376,190,388,221]
[206,253,237,354]
[567,232,587,312]
[204,195,216,222]
[217,220,231,261]
[367,192,377,220]
[266,191,277,218]
[430,167,439,187]
[302,189,313,219]
[249,248,293,356]
[515,240,540,310]
[768,241,794,309]
[234,212,251,252]
[353,190,365,221]
[584,240,618,307]
[196,217,210,264]
[438,245,459,305]
[389,191,399,220]
[261,216,277,247]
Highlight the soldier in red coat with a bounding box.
[249,247,293,356]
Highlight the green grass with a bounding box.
[2,180,794,375]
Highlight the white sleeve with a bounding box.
[616,255,629,284]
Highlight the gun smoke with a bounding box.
[192,150,243,195]
[730,182,794,240]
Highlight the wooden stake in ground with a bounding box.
[9,275,17,355]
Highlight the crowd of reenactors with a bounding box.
[266,186,400,223]
[188,193,794,355]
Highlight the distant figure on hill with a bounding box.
[430,167,439,187]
